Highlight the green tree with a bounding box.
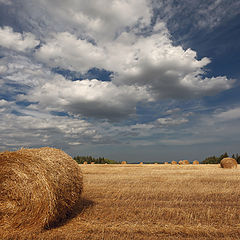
[219,152,228,162]
[73,155,119,164]
[202,155,219,164]
[202,152,229,164]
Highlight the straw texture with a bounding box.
[220,158,237,169]
[0,147,83,239]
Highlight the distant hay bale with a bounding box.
[171,161,177,165]
[83,161,88,164]
[0,147,83,238]
[91,162,95,164]
[139,162,143,165]
[179,160,183,165]
[193,160,199,165]
[164,162,169,164]
[121,161,127,164]
[220,158,237,169]
[154,163,158,165]
[182,160,189,165]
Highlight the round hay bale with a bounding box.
[121,161,127,164]
[139,162,143,165]
[154,163,158,165]
[164,162,169,164]
[220,158,237,169]
[83,161,88,164]
[171,161,177,165]
[90,162,95,164]
[182,160,189,165]
[0,147,83,237]
[179,160,183,165]
[193,160,199,165]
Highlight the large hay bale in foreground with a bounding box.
[193,160,199,165]
[220,158,237,169]
[171,161,177,165]
[182,160,189,165]
[0,147,83,238]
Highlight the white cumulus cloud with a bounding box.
[33,0,151,42]
[0,26,39,52]
[35,32,105,73]
[20,77,152,120]
[36,28,233,100]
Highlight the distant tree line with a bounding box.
[73,155,120,164]
[202,152,240,164]
[74,152,240,164]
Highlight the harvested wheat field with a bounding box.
[23,163,240,240]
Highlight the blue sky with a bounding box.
[0,0,240,162]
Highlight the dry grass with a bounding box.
[27,164,240,240]
[0,147,83,239]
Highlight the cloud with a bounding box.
[159,137,218,146]
[36,29,233,100]
[0,0,12,5]
[22,77,151,120]
[195,0,240,29]
[0,55,50,87]
[111,31,233,98]
[0,99,11,113]
[0,54,152,121]
[0,65,8,74]
[35,32,105,73]
[165,108,181,114]
[0,103,103,150]
[0,1,234,122]
[0,99,9,106]
[156,117,188,125]
[0,0,238,156]
[215,107,240,122]
[152,0,240,35]
[0,26,39,52]
[32,0,151,42]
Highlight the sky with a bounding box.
[0,0,240,162]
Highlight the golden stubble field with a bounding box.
[36,164,240,240]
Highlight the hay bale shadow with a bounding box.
[47,197,95,229]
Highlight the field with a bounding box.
[33,164,240,239]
